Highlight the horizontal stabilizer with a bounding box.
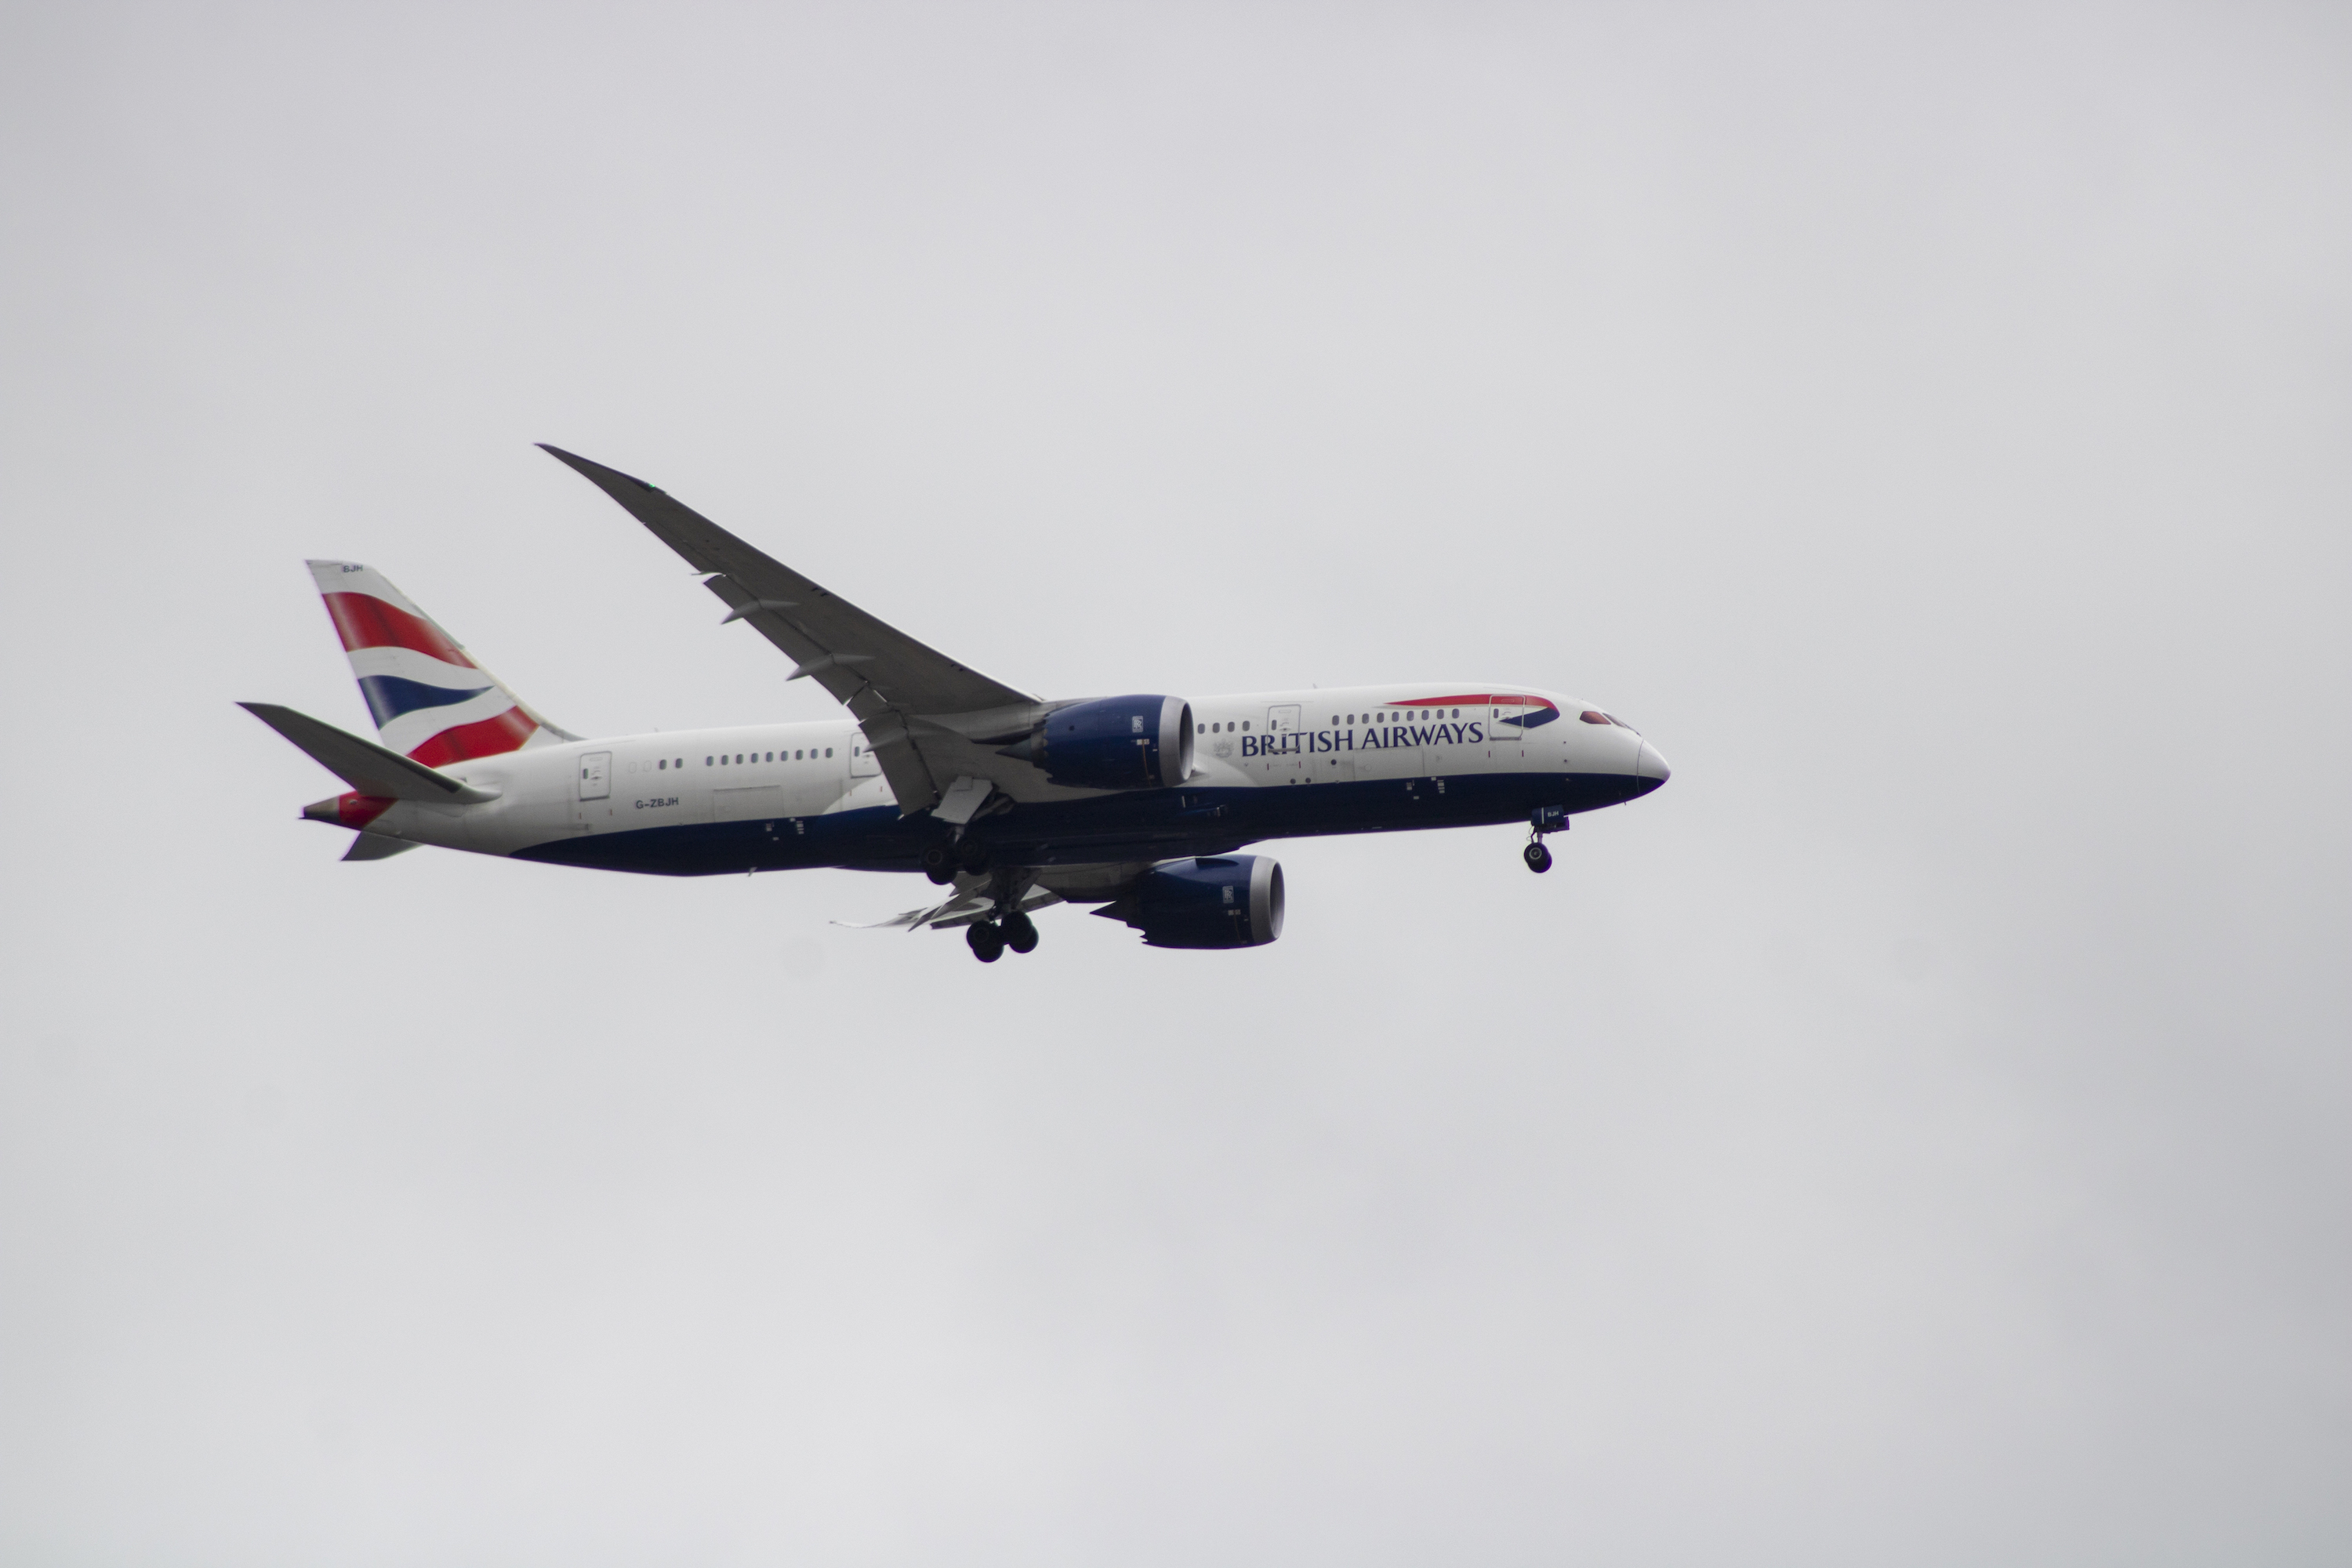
[341,833,419,861]
[239,702,501,804]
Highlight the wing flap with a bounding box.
[837,881,1064,933]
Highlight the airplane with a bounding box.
[242,445,1671,961]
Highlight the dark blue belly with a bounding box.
[512,770,1658,877]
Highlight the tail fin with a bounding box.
[306,561,576,766]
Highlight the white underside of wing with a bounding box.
[835,880,1064,933]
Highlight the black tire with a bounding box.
[925,863,956,886]
[967,920,1004,963]
[920,844,954,879]
[957,840,992,876]
[1002,911,1038,953]
[1523,841,1552,873]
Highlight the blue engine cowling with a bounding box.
[1004,694,1192,790]
[1124,855,1284,949]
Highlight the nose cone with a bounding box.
[1636,740,1671,783]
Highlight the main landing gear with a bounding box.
[922,837,994,886]
[1525,804,1567,874]
[965,909,1038,964]
[1002,909,1038,953]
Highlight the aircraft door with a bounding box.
[1486,698,1529,760]
[849,739,880,778]
[573,750,612,827]
[1264,705,1307,785]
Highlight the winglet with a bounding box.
[536,445,731,574]
[536,443,665,497]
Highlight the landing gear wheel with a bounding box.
[1523,840,1553,874]
[920,844,955,884]
[1001,911,1038,954]
[956,840,992,876]
[926,864,956,886]
[966,920,1005,963]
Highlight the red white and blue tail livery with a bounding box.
[244,448,1671,958]
[307,560,575,764]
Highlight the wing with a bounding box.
[539,445,1044,814]
[836,879,1063,933]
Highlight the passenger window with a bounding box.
[705,756,713,765]
[657,759,666,770]
[1242,721,1250,731]
[825,747,833,757]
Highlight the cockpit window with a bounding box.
[1579,710,1610,724]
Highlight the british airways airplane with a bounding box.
[243,446,1671,961]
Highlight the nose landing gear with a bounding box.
[1524,804,1566,874]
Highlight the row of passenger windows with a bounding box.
[1195,710,1477,734]
[629,748,837,772]
[701,750,833,765]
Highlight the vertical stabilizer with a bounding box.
[306,561,575,765]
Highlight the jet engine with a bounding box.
[1112,855,1284,949]
[1001,695,1192,790]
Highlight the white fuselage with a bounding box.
[344,683,1664,864]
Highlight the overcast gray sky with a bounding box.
[2,3,2347,1564]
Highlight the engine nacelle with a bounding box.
[1004,695,1192,790]
[1126,855,1284,949]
